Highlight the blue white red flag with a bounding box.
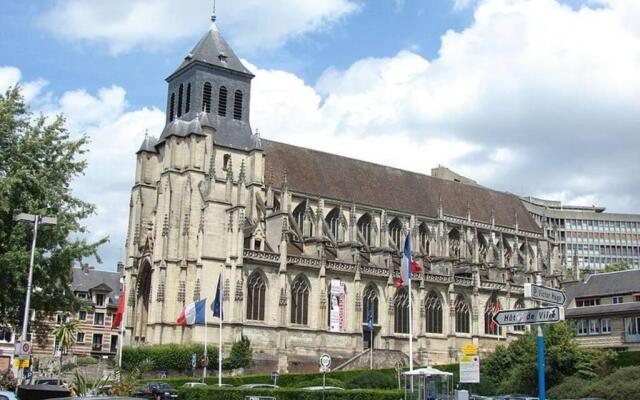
[396,234,421,288]
[177,299,206,325]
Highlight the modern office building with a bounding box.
[521,197,640,272]
[564,269,640,351]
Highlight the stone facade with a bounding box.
[123,19,564,372]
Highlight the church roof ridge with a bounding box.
[137,134,158,154]
[261,138,541,234]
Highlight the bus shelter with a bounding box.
[403,367,454,400]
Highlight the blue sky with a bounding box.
[1,0,639,270]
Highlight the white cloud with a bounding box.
[38,0,360,54]
[452,0,475,11]
[6,66,165,269]
[248,0,640,213]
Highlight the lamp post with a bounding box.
[14,213,57,341]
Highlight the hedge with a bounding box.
[616,351,640,368]
[122,344,218,372]
[547,366,640,400]
[177,386,404,400]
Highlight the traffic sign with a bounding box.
[14,341,32,357]
[459,355,480,383]
[319,353,331,369]
[524,283,566,305]
[14,359,29,368]
[191,353,197,369]
[462,343,478,356]
[493,306,564,326]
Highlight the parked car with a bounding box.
[239,384,279,389]
[300,386,344,391]
[0,391,18,400]
[494,395,538,400]
[32,378,65,386]
[132,383,178,400]
[182,382,207,388]
[210,383,234,388]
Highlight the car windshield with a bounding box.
[155,383,170,389]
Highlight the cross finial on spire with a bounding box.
[144,129,149,139]
[211,0,217,22]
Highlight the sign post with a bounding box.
[492,280,566,400]
[319,354,331,400]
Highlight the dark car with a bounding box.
[132,383,178,400]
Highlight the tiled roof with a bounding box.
[72,268,122,307]
[565,302,640,318]
[262,140,540,233]
[171,23,253,78]
[565,269,640,300]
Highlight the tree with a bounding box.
[51,317,80,355]
[0,86,106,335]
[603,262,631,273]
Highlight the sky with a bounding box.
[1,0,639,271]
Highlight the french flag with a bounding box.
[396,234,421,288]
[177,299,206,326]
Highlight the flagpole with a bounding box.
[370,327,373,370]
[408,277,413,371]
[218,272,223,387]
[118,284,127,370]
[203,299,208,382]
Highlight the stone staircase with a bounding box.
[334,348,409,371]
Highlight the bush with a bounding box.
[122,344,218,372]
[546,376,591,399]
[77,356,98,366]
[177,386,403,400]
[588,366,640,400]
[61,361,78,372]
[293,377,345,388]
[344,371,396,389]
[616,351,640,368]
[222,336,252,370]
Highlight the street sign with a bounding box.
[14,359,29,368]
[524,283,566,305]
[15,341,32,358]
[462,343,478,356]
[191,353,197,369]
[319,353,331,369]
[493,306,565,326]
[459,355,480,383]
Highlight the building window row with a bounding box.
[576,318,612,335]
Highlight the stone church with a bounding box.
[123,14,563,372]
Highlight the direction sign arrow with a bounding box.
[524,283,566,305]
[493,306,565,326]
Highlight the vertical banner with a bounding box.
[329,279,345,332]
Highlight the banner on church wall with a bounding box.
[329,279,345,333]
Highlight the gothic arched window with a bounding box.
[425,291,443,333]
[394,287,410,334]
[358,214,373,247]
[326,208,341,242]
[449,228,461,258]
[362,285,378,324]
[177,83,184,117]
[218,86,228,117]
[455,294,470,333]
[169,93,175,122]
[389,217,403,249]
[202,82,212,113]
[246,271,266,321]
[185,83,191,113]
[293,201,313,238]
[291,276,310,325]
[419,223,430,255]
[484,294,502,335]
[513,298,525,332]
[233,90,243,120]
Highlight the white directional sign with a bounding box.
[319,353,331,368]
[493,306,565,326]
[524,283,566,305]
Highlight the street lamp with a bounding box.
[14,213,57,341]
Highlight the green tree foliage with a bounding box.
[51,317,80,354]
[222,336,252,370]
[0,87,106,332]
[480,322,616,395]
[603,262,631,273]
